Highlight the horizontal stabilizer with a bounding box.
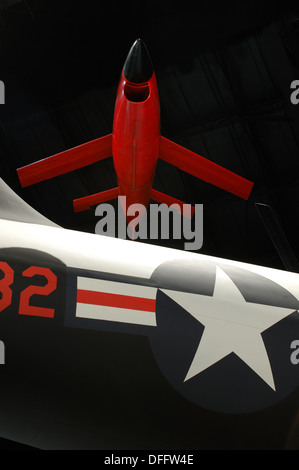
[150,188,195,218]
[159,136,253,200]
[17,134,113,187]
[73,187,119,212]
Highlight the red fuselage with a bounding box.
[112,71,160,211]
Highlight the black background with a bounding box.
[0,0,299,270]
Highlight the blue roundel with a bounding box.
[149,259,299,413]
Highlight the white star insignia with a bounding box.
[161,266,296,390]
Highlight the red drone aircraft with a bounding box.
[17,39,253,218]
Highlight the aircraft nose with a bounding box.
[123,38,153,83]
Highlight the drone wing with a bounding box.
[159,136,253,200]
[17,134,112,187]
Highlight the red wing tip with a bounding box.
[17,168,32,188]
[241,181,254,200]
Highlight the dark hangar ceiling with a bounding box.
[0,0,299,272]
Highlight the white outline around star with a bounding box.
[161,266,295,390]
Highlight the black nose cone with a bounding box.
[123,39,153,83]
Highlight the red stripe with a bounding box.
[77,289,156,312]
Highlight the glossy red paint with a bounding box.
[112,71,160,210]
[17,39,254,221]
